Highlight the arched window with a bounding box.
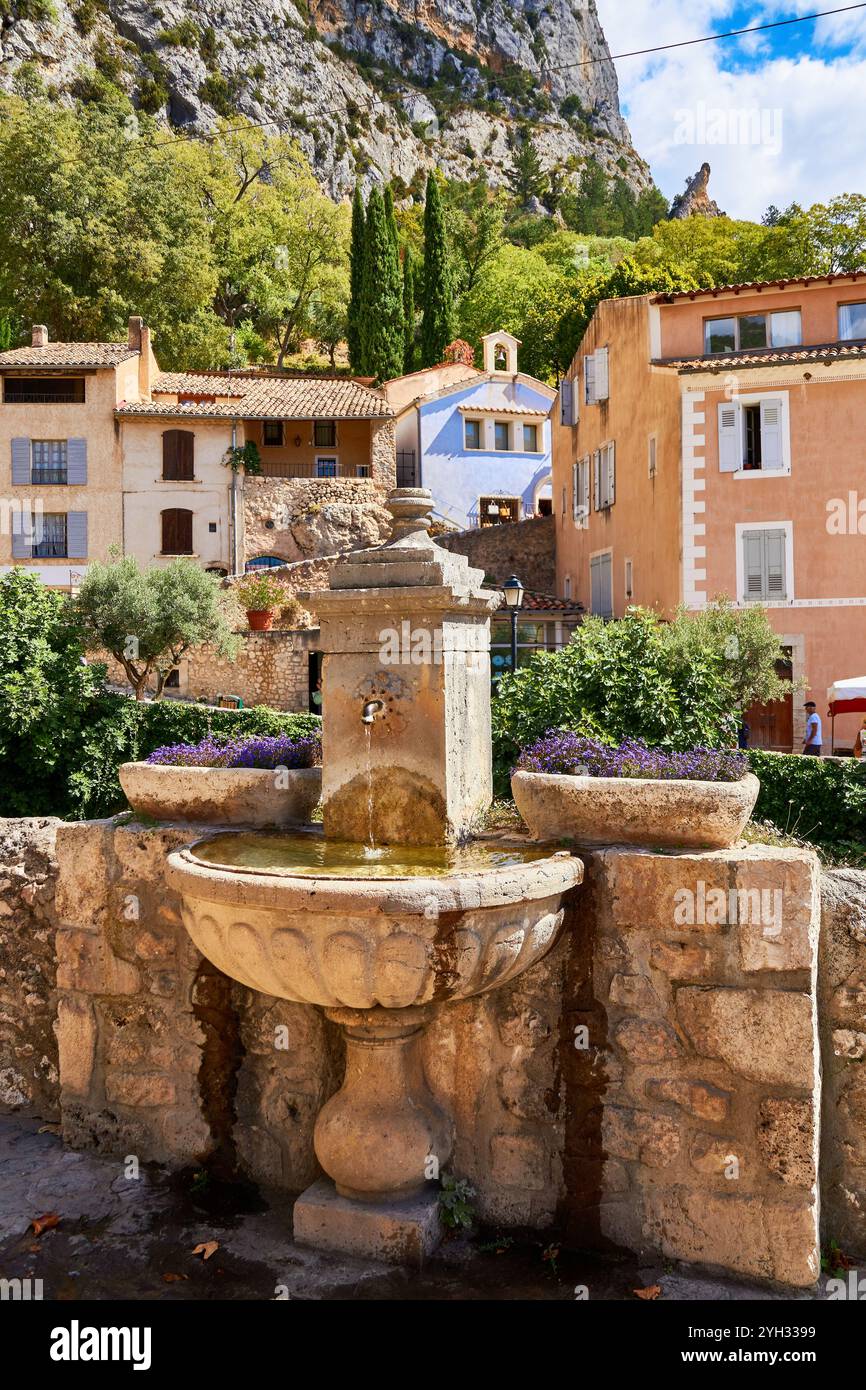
[161,508,193,555]
[245,555,286,571]
[162,429,194,480]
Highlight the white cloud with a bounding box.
[594,0,866,217]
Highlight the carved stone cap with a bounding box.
[386,488,435,543]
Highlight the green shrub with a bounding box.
[748,750,866,851]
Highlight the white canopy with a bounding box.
[827,676,866,704]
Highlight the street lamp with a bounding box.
[503,574,525,674]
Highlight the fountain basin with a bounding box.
[166,832,582,1010]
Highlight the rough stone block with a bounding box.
[737,854,818,974]
[677,987,816,1087]
[689,1132,743,1177]
[650,941,715,980]
[642,1188,819,1287]
[105,1072,176,1107]
[608,973,661,1012]
[293,1178,442,1265]
[758,1098,816,1188]
[614,1018,682,1063]
[603,1106,681,1168]
[489,1131,549,1190]
[56,930,140,996]
[54,996,97,1097]
[645,1077,730,1123]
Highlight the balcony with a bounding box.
[259,460,372,480]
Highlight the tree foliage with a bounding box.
[421,173,456,367]
[76,555,240,700]
[359,186,404,384]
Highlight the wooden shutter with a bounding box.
[592,449,601,510]
[718,403,740,471]
[590,553,613,618]
[606,441,616,507]
[743,528,786,601]
[11,507,30,558]
[760,399,784,470]
[765,528,787,597]
[11,437,30,485]
[67,438,87,485]
[67,511,88,559]
[594,347,609,401]
[572,461,579,520]
[162,430,194,481]
[162,508,193,553]
[560,378,574,426]
[584,355,596,406]
[581,456,590,519]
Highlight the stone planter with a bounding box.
[119,762,322,826]
[511,769,760,850]
[246,609,274,631]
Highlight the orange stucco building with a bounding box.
[553,272,866,751]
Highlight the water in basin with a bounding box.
[189,830,552,879]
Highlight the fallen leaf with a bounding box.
[634,1284,662,1301]
[37,1124,61,1135]
[192,1241,219,1261]
[31,1212,61,1236]
[162,1272,189,1283]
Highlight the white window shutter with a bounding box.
[760,399,783,470]
[581,455,590,521]
[606,442,616,506]
[592,449,601,509]
[67,511,88,559]
[572,461,579,520]
[560,377,574,427]
[743,531,765,600]
[765,528,787,597]
[594,347,609,401]
[67,438,88,485]
[718,403,740,472]
[11,437,30,486]
[585,355,596,406]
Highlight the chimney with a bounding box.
[137,322,153,400]
[128,315,144,352]
[31,324,48,348]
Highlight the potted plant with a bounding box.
[511,733,760,850]
[120,732,322,826]
[235,571,288,631]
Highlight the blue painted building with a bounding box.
[384,333,555,531]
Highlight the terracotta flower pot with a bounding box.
[246,609,274,631]
[119,763,322,826]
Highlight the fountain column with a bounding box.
[303,488,501,845]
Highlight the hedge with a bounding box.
[5,694,321,822]
[748,749,866,851]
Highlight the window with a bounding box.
[263,421,283,447]
[704,311,802,354]
[464,419,482,450]
[494,421,511,451]
[161,508,193,555]
[316,456,337,478]
[164,669,180,689]
[590,552,613,619]
[584,354,596,405]
[593,442,616,510]
[625,557,634,600]
[31,440,67,485]
[246,555,285,570]
[480,496,519,526]
[162,429,194,481]
[583,348,609,404]
[572,457,589,528]
[3,376,85,403]
[33,513,67,559]
[523,423,539,452]
[839,302,866,340]
[648,434,657,478]
[742,528,788,601]
[563,575,572,601]
[718,396,788,473]
[314,421,337,447]
[355,463,371,478]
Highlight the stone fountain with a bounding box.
[167,489,582,1263]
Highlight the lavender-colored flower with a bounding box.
[147,732,322,770]
[515,732,746,783]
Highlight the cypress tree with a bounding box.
[359,186,404,385]
[420,173,455,367]
[384,184,399,256]
[347,185,366,372]
[402,245,415,374]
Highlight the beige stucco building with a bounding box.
[0,319,395,589]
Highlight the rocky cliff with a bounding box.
[0,0,650,198]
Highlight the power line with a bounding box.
[551,2,866,70]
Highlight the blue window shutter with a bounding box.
[67,438,87,485]
[11,512,30,559]
[560,378,573,427]
[67,511,88,559]
[11,437,30,485]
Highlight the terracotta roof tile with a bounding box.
[655,341,866,373]
[0,342,137,367]
[491,586,583,614]
[152,372,247,397]
[651,270,866,304]
[118,375,392,420]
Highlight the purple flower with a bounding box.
[146,732,321,770]
[515,732,746,783]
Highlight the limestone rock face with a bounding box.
[670,162,726,220]
[0,0,649,197]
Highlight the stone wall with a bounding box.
[0,819,60,1117]
[819,868,866,1257]
[0,817,841,1286]
[437,515,556,592]
[243,473,393,566]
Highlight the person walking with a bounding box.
[802,702,823,756]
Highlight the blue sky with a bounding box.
[594,1,866,218]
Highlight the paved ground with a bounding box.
[0,1115,821,1302]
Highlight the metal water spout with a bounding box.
[361,699,384,725]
